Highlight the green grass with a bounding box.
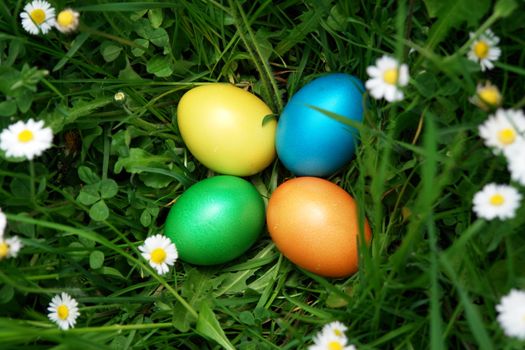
[1,0,525,349]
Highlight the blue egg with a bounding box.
[276,73,365,176]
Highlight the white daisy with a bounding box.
[20,0,56,35]
[0,208,6,237]
[504,139,525,186]
[467,29,501,71]
[365,55,409,102]
[55,8,79,33]
[472,183,521,220]
[0,236,23,260]
[138,234,178,275]
[478,109,525,154]
[470,81,502,111]
[47,292,80,330]
[0,119,53,160]
[309,332,356,350]
[320,321,348,341]
[496,289,525,340]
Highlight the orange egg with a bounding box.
[266,177,371,278]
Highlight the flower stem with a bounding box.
[102,125,111,180]
[79,23,148,50]
[29,160,36,202]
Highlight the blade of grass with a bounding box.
[440,256,494,350]
[428,217,445,350]
[226,0,283,113]
[53,32,90,72]
[76,3,180,12]
[391,113,466,270]
[196,302,236,350]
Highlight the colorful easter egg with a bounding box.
[266,177,371,278]
[164,176,265,265]
[276,73,365,177]
[177,84,277,176]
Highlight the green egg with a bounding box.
[164,175,265,265]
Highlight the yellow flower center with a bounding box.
[0,242,9,259]
[328,341,344,350]
[57,304,69,320]
[151,248,167,264]
[18,129,34,143]
[478,87,501,106]
[333,329,343,337]
[497,128,516,145]
[474,41,489,59]
[383,68,398,85]
[489,194,505,206]
[30,9,46,25]
[57,10,74,27]
[114,92,126,102]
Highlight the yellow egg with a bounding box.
[177,84,277,176]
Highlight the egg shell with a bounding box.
[177,84,277,176]
[266,177,371,278]
[276,73,365,177]
[164,176,265,265]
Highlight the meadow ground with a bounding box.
[1,0,525,349]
